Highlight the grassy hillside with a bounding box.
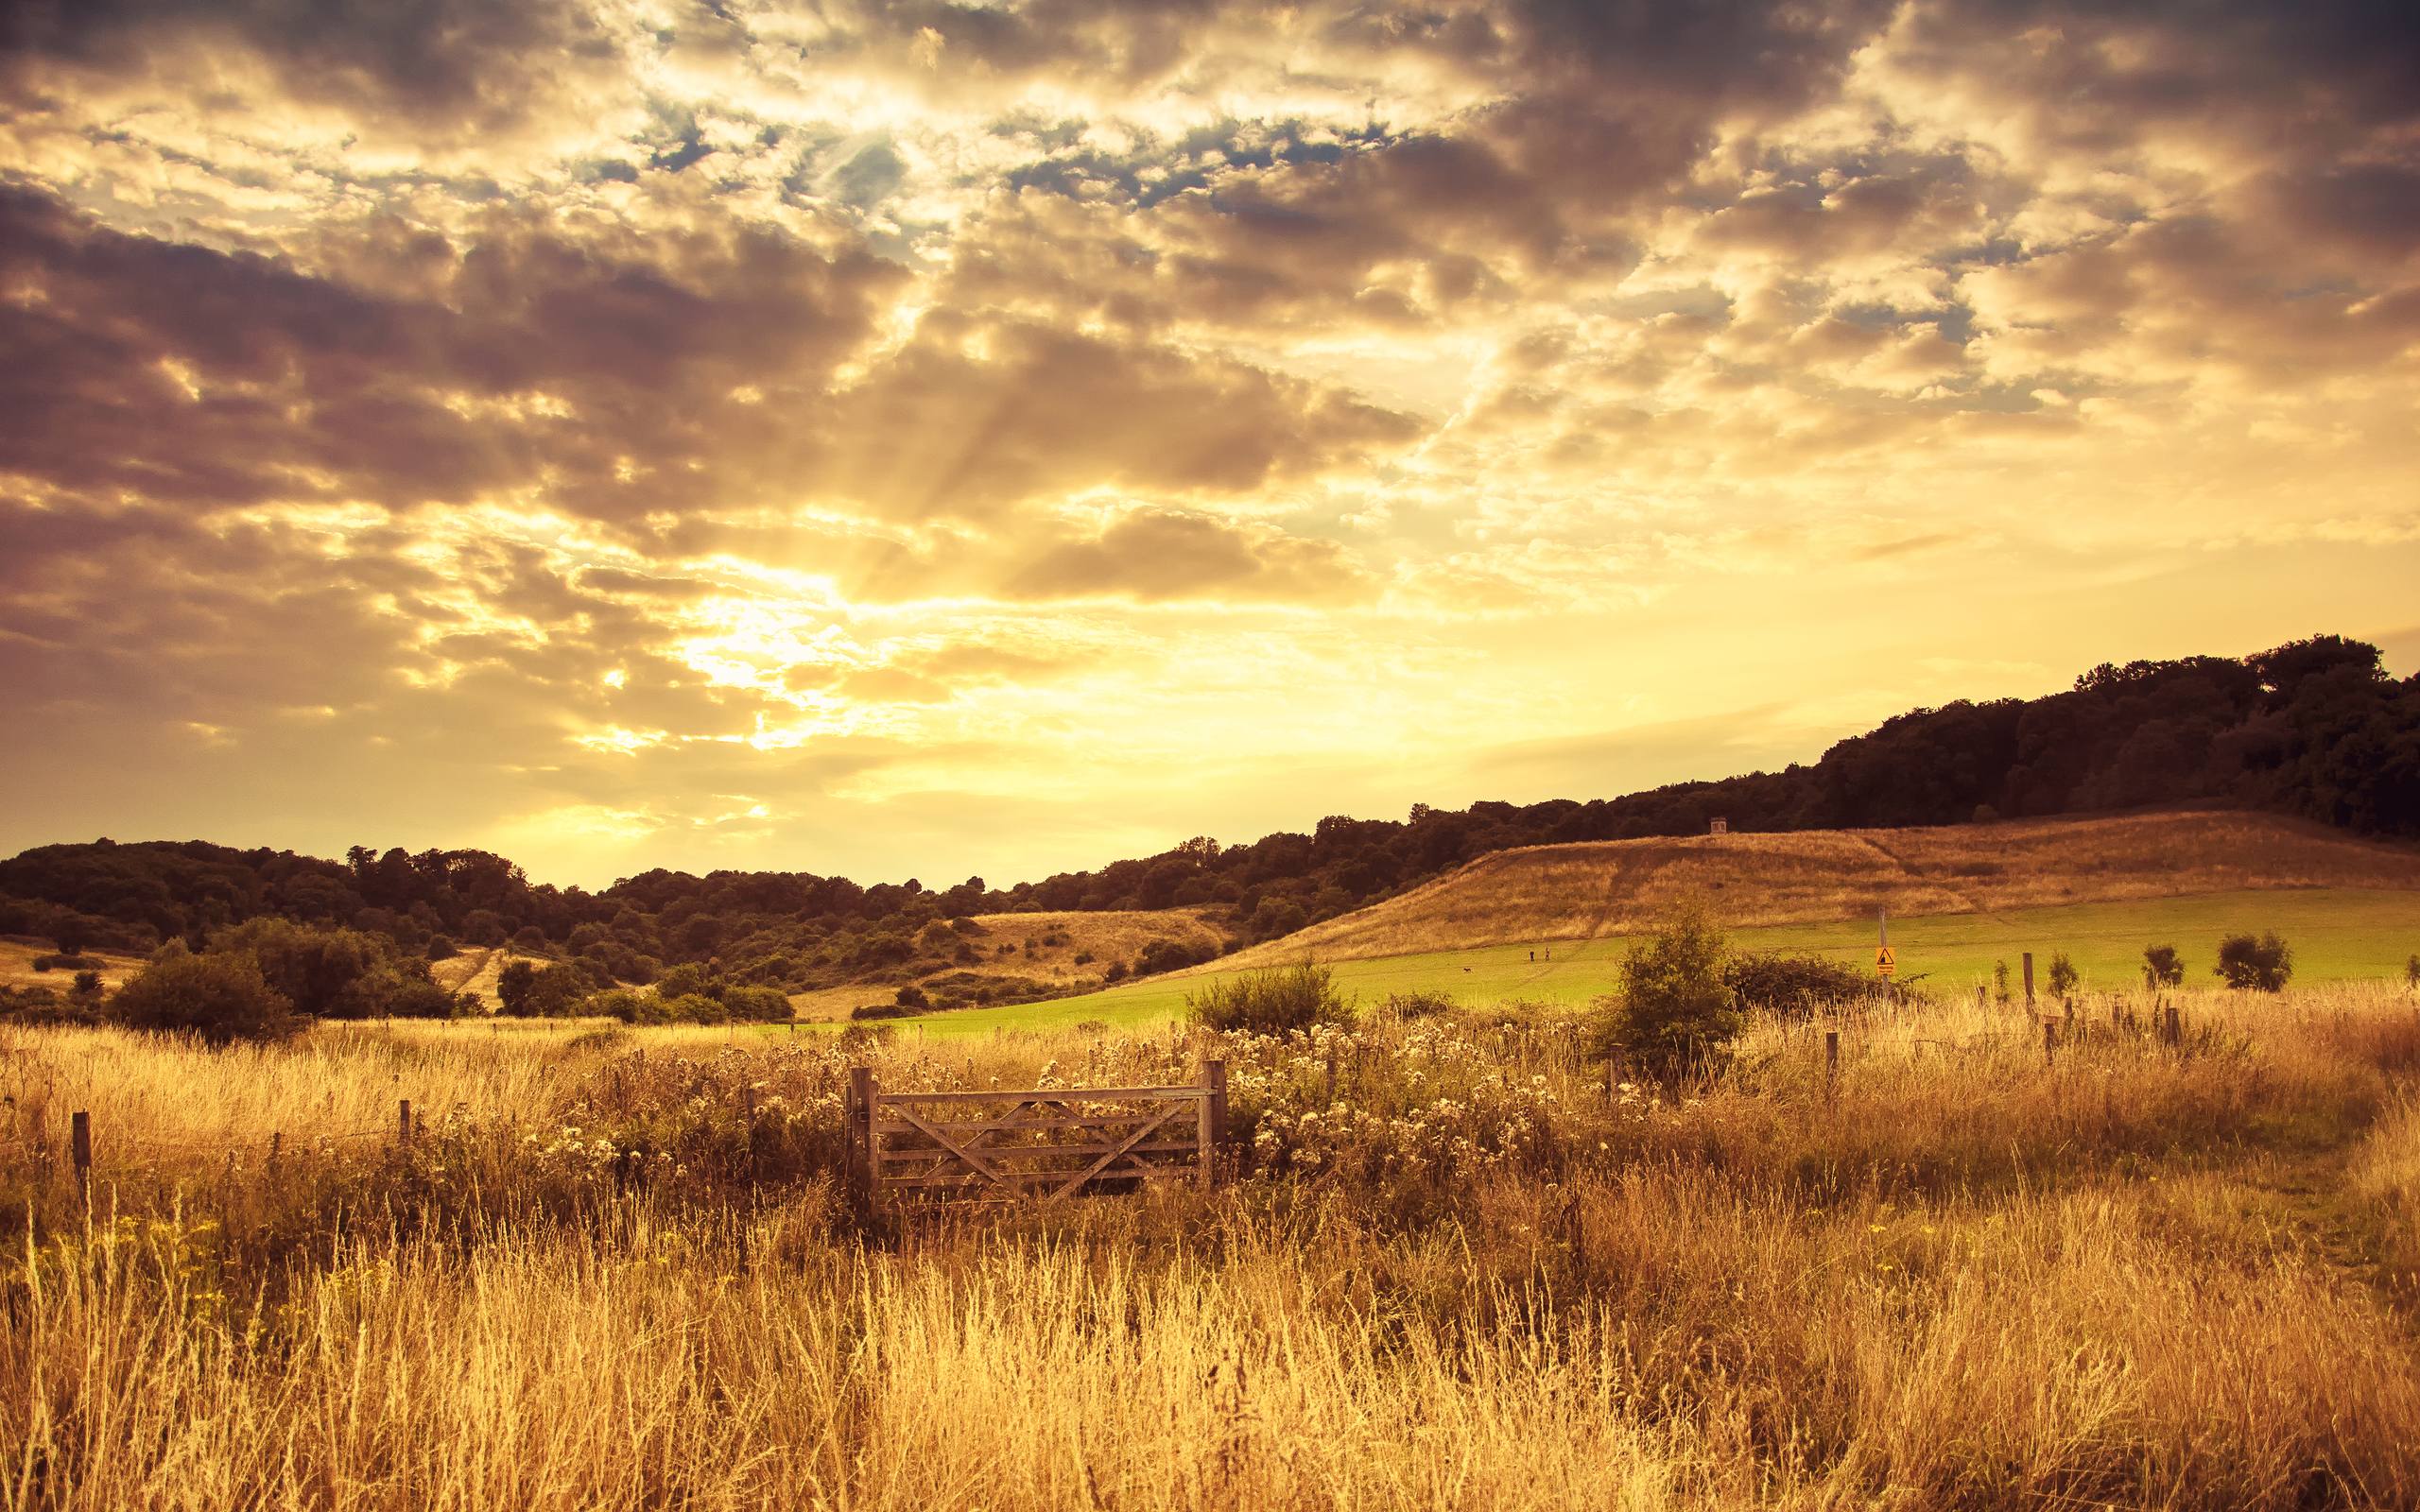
[0,936,145,994]
[1211,810,2420,971]
[843,886,2420,1040]
[789,907,1228,1021]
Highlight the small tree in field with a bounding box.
[2047,954,2080,1001]
[2142,945,2185,990]
[2215,932,2292,992]
[1589,904,1740,1086]
[2404,954,2418,989]
[1992,959,2011,1004]
[111,950,299,1043]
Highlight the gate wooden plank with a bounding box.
[877,1140,1201,1165]
[887,1103,1023,1193]
[875,1087,1205,1105]
[1044,1105,1183,1202]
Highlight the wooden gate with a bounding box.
[845,1061,1226,1205]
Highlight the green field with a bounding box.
[827,887,2420,1040]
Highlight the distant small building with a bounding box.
[1708,817,1729,835]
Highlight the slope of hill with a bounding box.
[1207,810,2420,971]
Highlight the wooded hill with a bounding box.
[3,634,2414,1003]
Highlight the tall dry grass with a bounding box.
[6,985,2420,1508]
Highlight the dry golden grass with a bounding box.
[1218,809,2420,968]
[961,907,1227,982]
[781,908,1228,1021]
[428,945,557,1010]
[0,940,142,995]
[7,984,2420,1509]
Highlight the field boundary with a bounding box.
[845,1061,1227,1206]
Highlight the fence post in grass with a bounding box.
[1199,1059,1227,1188]
[2022,953,2035,1009]
[1824,1030,1840,1101]
[269,1131,282,1168]
[70,1109,91,1205]
[2165,1003,2182,1046]
[2042,1019,2057,1065]
[846,1065,876,1210]
[398,1099,413,1145]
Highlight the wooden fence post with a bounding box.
[1824,1030,1840,1100]
[2042,1019,2057,1065]
[70,1109,91,1205]
[2022,953,2035,1009]
[847,1066,876,1209]
[399,1099,413,1145]
[1198,1059,1228,1188]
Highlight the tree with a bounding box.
[2215,932,2293,992]
[1589,903,1742,1085]
[498,959,586,1017]
[2142,945,2185,989]
[52,922,89,957]
[111,950,298,1043]
[2047,954,2080,999]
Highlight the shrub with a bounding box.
[2143,944,2186,989]
[1136,936,1213,976]
[893,984,929,1009]
[30,952,104,972]
[1993,959,2011,1004]
[2215,932,2293,992]
[1073,950,1095,966]
[1186,962,1349,1036]
[425,935,458,962]
[915,919,959,954]
[1723,951,1867,1017]
[720,984,792,1022]
[71,969,103,996]
[110,950,299,1043]
[1588,904,1740,1084]
[2047,953,2081,999]
[662,992,729,1024]
[1104,961,1130,983]
[2407,954,2419,988]
[1377,989,1455,1021]
[849,1002,919,1021]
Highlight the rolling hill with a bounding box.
[1204,810,2420,971]
[841,810,2420,1037]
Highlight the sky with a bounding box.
[1,1,2416,891]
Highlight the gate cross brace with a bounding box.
[1045,1104,1182,1202]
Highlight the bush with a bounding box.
[2407,954,2420,988]
[2047,953,2080,999]
[1136,936,1213,976]
[2215,932,2293,992]
[1722,951,1867,1017]
[425,935,458,962]
[849,1001,918,1021]
[111,950,299,1043]
[497,958,590,1018]
[663,992,729,1024]
[1588,904,1741,1085]
[71,969,103,996]
[720,984,792,1022]
[2143,945,2185,989]
[31,952,104,972]
[1376,988,1455,1021]
[893,984,929,1009]
[1186,962,1348,1036]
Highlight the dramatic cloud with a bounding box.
[1,0,2414,885]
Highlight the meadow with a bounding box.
[9,976,2420,1508]
[867,885,2420,1039]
